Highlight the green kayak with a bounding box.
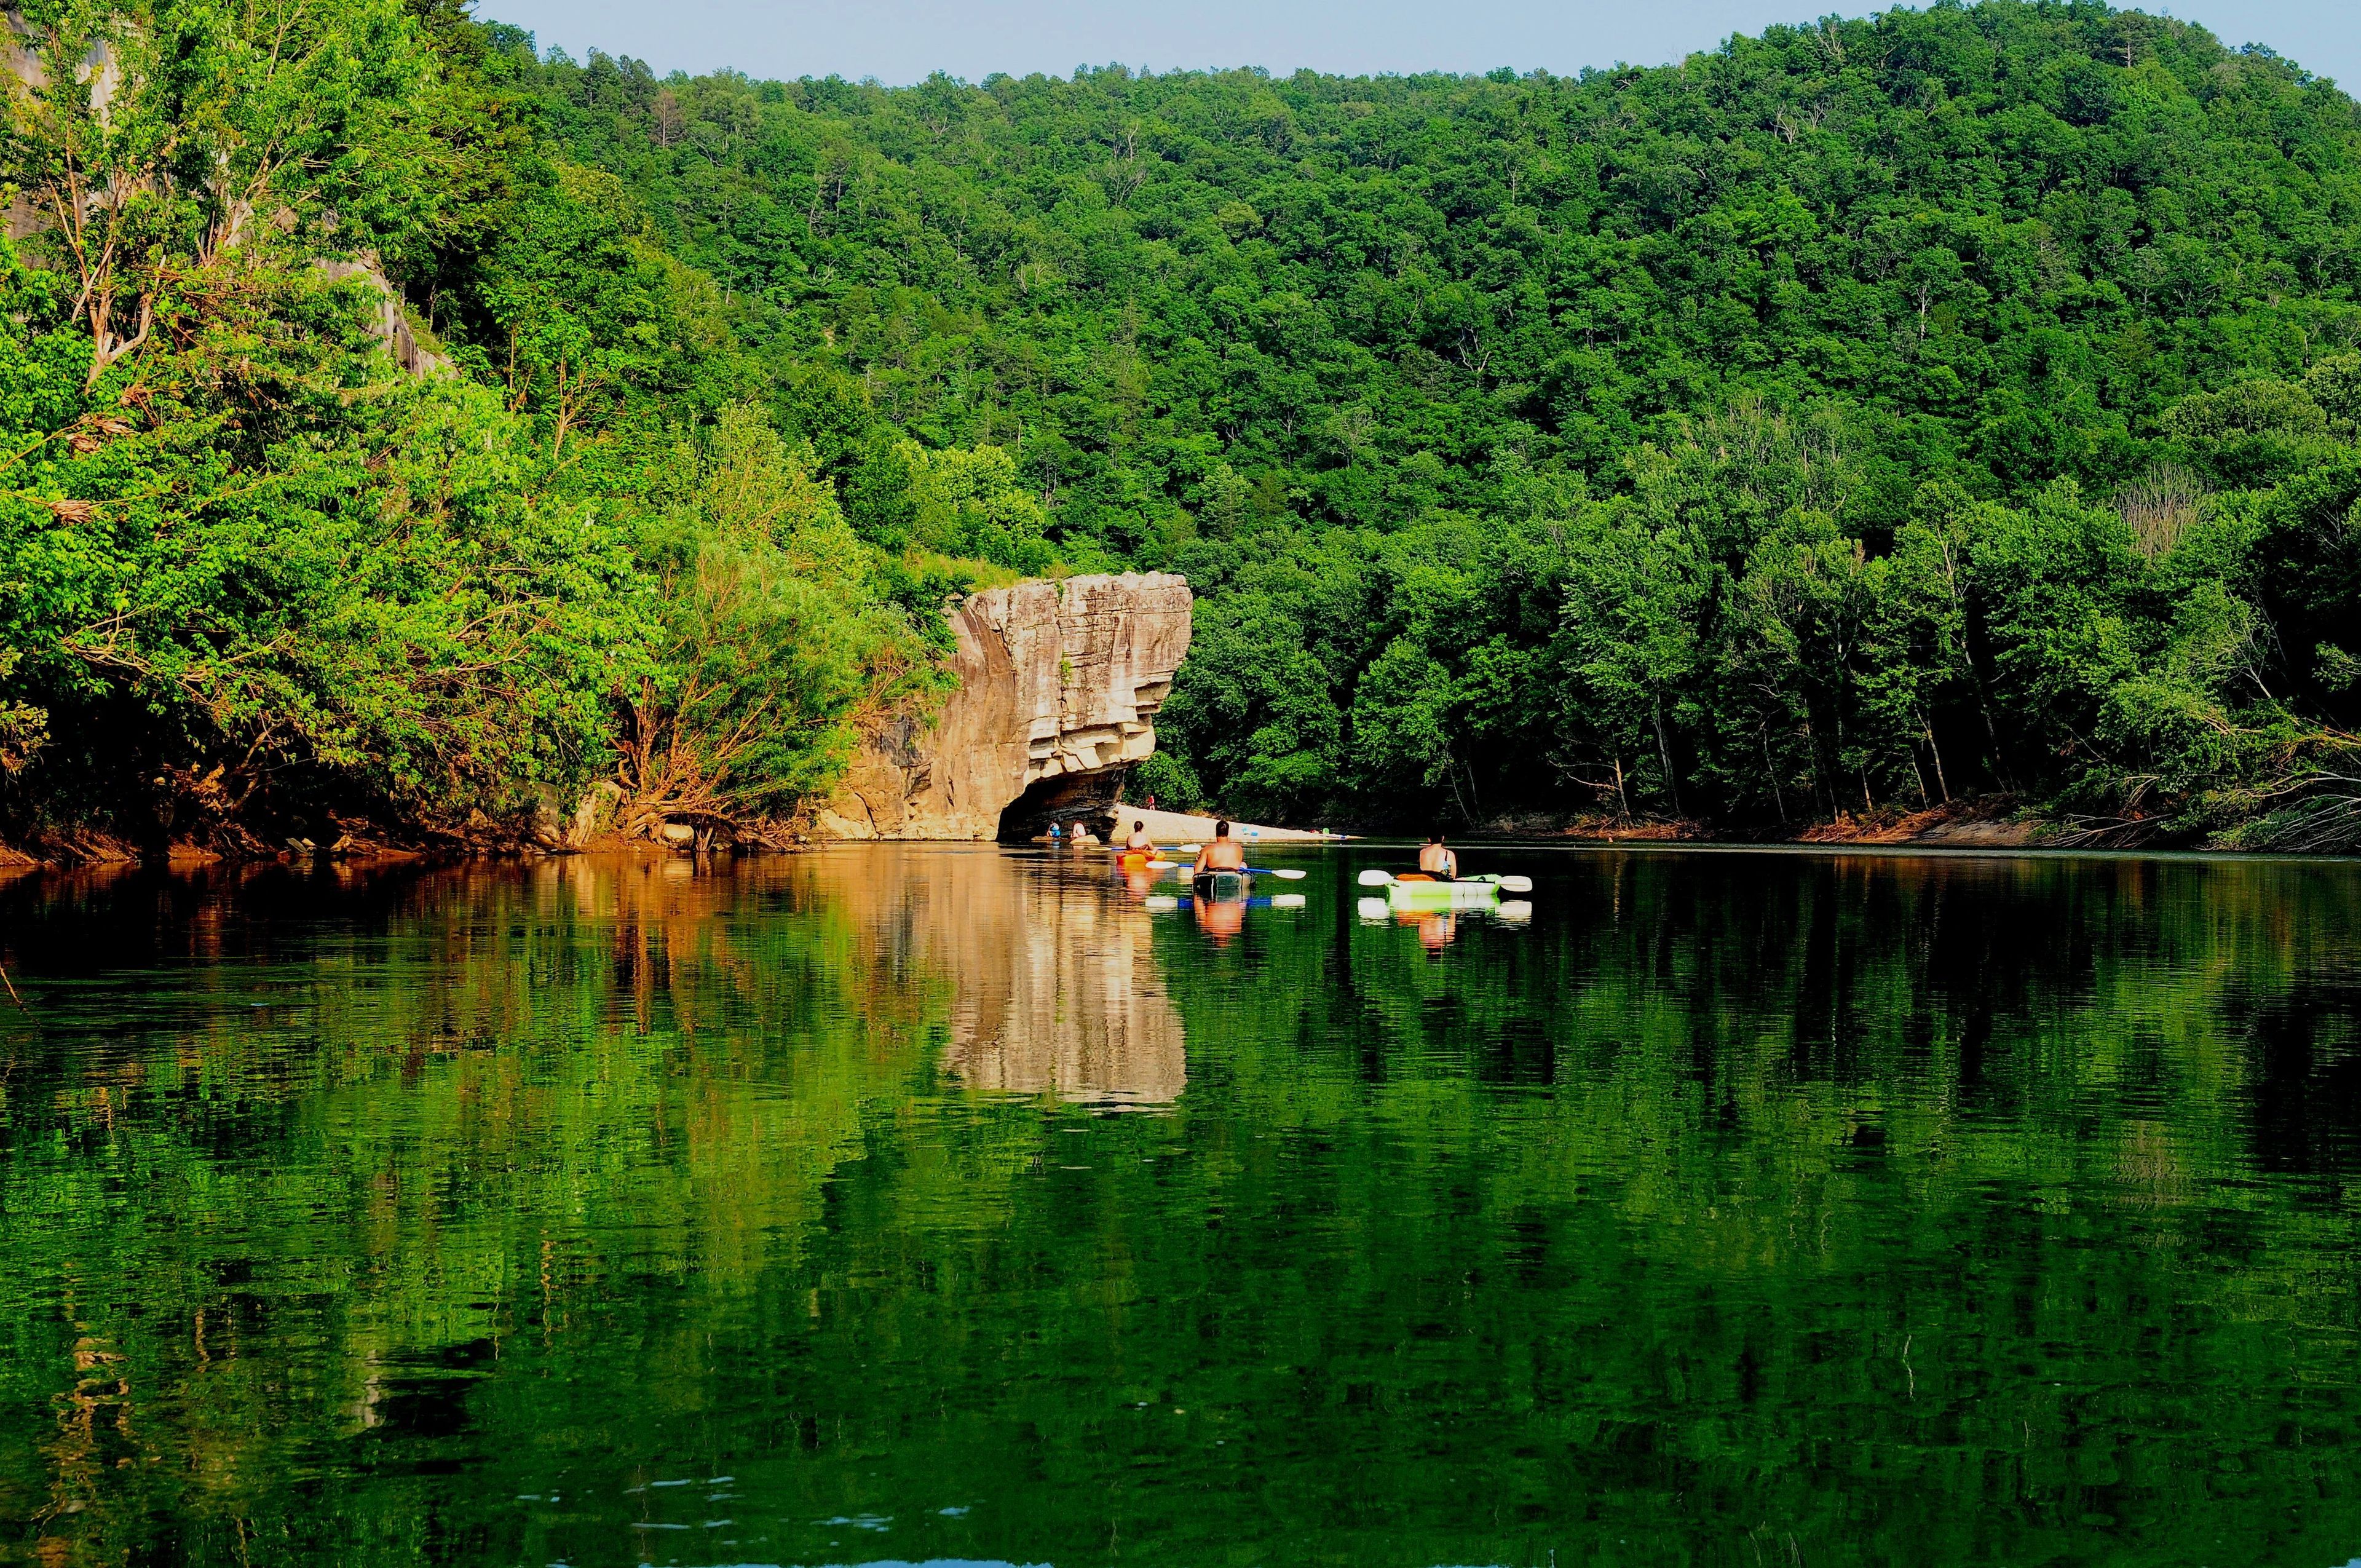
[1384,876,1503,910]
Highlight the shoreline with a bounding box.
[0,827,813,875]
[8,833,2357,881]
[0,795,2329,871]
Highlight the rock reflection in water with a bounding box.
[808,846,1185,1107]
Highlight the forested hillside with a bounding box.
[6,1,2361,851]
[0,0,953,856]
[515,0,2361,844]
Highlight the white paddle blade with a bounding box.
[1497,876,1533,893]
[1357,898,1393,922]
[1144,896,1180,911]
[1497,900,1535,923]
[1271,893,1307,908]
[1356,869,1395,887]
[1178,842,1203,853]
[1269,868,1307,880]
[1147,860,1179,870]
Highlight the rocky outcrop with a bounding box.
[817,572,1191,841]
[315,258,453,379]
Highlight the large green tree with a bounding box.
[0,0,938,851]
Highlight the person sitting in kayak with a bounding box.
[1193,821,1248,875]
[1125,820,1154,852]
[1417,831,1458,879]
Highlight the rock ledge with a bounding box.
[817,572,1192,841]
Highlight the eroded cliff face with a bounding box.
[817,572,1191,841]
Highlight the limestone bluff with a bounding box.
[816,573,1192,841]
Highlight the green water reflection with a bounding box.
[1,845,2358,1567]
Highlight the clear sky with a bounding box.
[480,1,2358,94]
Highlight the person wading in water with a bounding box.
[1417,831,1458,879]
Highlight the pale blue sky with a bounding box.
[483,1,2357,92]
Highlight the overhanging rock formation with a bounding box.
[817,572,1192,841]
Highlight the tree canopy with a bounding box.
[6,0,2361,847]
[0,0,944,850]
[507,0,2361,842]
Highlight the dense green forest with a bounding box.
[6,0,2361,847]
[0,0,955,854]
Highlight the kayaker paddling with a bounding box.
[1417,831,1458,879]
[1190,820,1254,914]
[1116,817,1157,892]
[1193,821,1248,876]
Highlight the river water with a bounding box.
[1,845,2358,1566]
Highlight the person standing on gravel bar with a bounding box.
[1417,832,1458,878]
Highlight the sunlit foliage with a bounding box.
[524,2,2361,840]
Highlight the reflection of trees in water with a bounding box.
[803,848,1185,1106]
[0,850,1189,1557]
[0,852,997,1559]
[4,850,2361,1563]
[1174,847,2361,1324]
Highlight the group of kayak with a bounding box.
[1106,820,1532,908]
[1110,817,1293,901]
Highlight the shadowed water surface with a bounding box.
[1,844,2359,1566]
